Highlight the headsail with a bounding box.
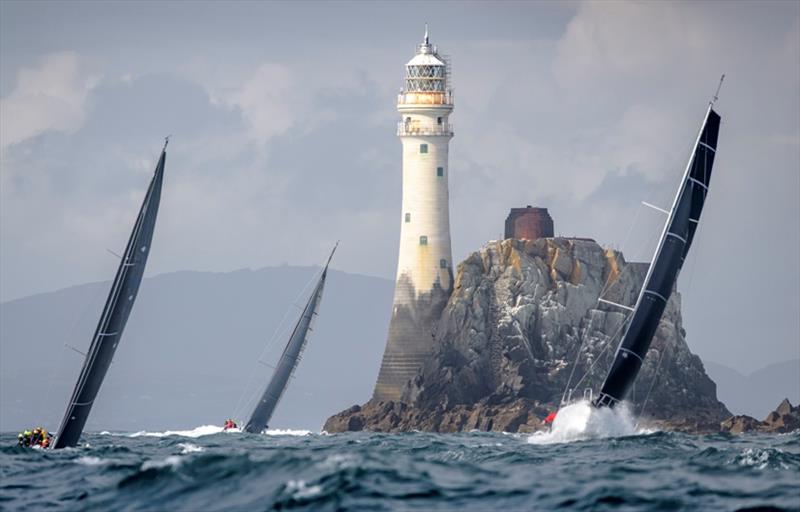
[593,103,721,408]
[243,244,337,434]
[52,141,167,448]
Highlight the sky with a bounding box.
[1,0,798,374]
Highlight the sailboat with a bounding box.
[49,140,168,449]
[591,83,723,409]
[242,244,337,434]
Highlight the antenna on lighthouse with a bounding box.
[424,23,429,44]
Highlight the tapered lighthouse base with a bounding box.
[373,274,451,401]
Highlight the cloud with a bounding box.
[0,52,98,152]
[221,62,298,145]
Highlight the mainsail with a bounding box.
[243,244,337,433]
[593,102,721,409]
[52,141,167,448]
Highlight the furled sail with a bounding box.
[243,244,337,434]
[52,141,167,448]
[593,104,721,408]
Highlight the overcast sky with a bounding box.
[1,1,798,373]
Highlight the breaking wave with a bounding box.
[126,425,223,438]
[263,429,312,436]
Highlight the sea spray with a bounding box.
[528,400,640,444]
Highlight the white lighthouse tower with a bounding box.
[373,27,455,401]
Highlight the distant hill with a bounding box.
[3,265,795,434]
[704,359,800,419]
[0,266,393,433]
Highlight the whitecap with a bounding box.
[527,400,641,445]
[177,443,204,454]
[141,455,183,471]
[286,479,323,500]
[77,456,108,466]
[318,453,359,470]
[735,448,789,470]
[128,425,224,438]
[263,429,312,436]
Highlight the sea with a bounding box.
[1,402,798,511]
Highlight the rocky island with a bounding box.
[326,238,732,434]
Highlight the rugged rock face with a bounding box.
[325,238,730,433]
[721,399,800,434]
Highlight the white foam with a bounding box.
[141,455,183,471]
[263,429,312,436]
[527,400,640,445]
[736,448,788,470]
[127,425,224,438]
[177,443,204,454]
[77,456,108,466]
[286,479,323,500]
[318,453,359,470]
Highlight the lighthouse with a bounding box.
[373,27,455,401]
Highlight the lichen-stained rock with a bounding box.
[326,238,730,433]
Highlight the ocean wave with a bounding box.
[732,447,798,470]
[2,430,798,511]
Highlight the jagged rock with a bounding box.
[323,397,549,433]
[327,238,730,433]
[720,399,800,434]
[720,415,763,434]
[761,398,800,433]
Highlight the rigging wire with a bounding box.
[569,313,631,393]
[560,199,649,404]
[230,266,324,422]
[40,264,115,430]
[636,340,670,428]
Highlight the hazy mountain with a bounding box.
[704,360,800,419]
[0,266,393,433]
[3,264,796,434]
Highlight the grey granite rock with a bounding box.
[326,238,730,433]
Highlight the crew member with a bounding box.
[544,411,557,431]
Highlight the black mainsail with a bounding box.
[52,141,167,448]
[243,244,337,433]
[593,101,721,409]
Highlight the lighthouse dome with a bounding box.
[403,26,448,94]
[406,52,446,67]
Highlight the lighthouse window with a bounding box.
[419,236,428,246]
[405,213,411,223]
[439,259,447,269]
[437,117,443,125]
[437,167,444,177]
[419,144,428,154]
